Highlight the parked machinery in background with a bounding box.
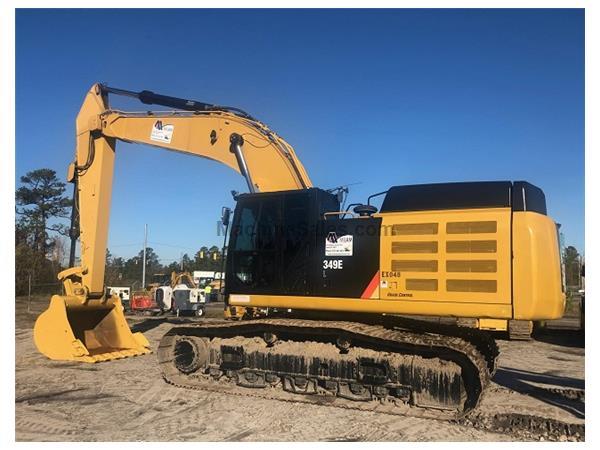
[129,271,204,316]
[171,272,206,317]
[192,270,224,302]
[154,284,173,313]
[130,273,171,315]
[106,286,131,311]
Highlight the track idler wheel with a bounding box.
[172,336,210,374]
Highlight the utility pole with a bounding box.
[142,224,148,288]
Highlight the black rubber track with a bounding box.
[157,318,495,421]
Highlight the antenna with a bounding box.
[326,182,362,210]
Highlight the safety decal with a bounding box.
[325,232,353,256]
[361,271,380,299]
[150,120,174,143]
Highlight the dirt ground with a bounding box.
[15,296,584,442]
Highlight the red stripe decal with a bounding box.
[361,271,380,299]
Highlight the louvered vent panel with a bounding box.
[392,241,438,254]
[392,223,438,235]
[446,260,497,273]
[447,279,497,293]
[388,218,502,296]
[446,221,497,234]
[391,260,438,272]
[406,279,438,291]
[446,240,497,253]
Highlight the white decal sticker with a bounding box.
[325,232,353,256]
[229,294,250,303]
[380,280,388,289]
[150,120,174,143]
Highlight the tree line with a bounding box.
[15,168,225,295]
[15,169,72,295]
[562,245,584,289]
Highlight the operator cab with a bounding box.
[225,188,382,298]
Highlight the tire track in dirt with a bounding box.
[15,416,82,440]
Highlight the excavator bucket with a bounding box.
[33,294,151,363]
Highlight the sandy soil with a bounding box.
[15,296,584,442]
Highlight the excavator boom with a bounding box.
[34,83,312,362]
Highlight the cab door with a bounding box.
[227,197,282,294]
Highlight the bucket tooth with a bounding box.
[34,295,151,363]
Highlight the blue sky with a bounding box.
[16,9,584,263]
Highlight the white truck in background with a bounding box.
[107,286,131,310]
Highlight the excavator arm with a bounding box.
[170,272,197,289]
[73,84,311,296]
[34,83,312,362]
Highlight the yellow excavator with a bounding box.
[34,84,565,417]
